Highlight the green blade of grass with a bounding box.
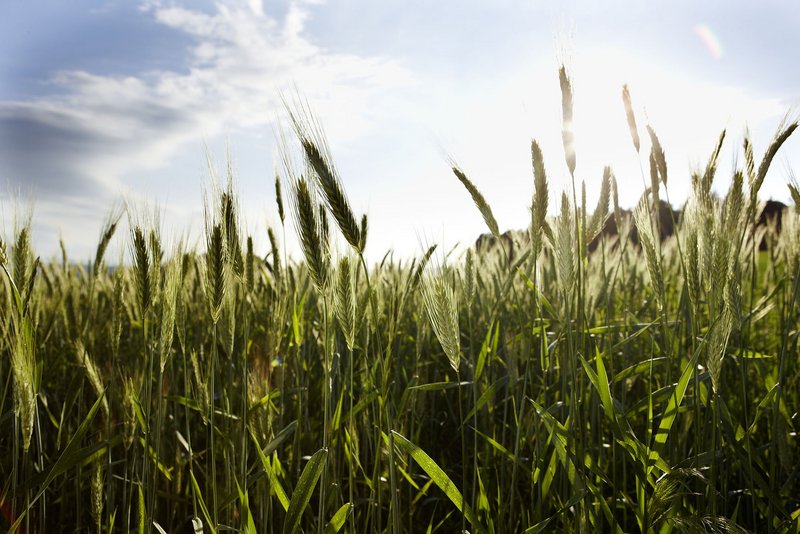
[408,380,471,392]
[250,430,292,511]
[283,447,328,534]
[390,430,484,534]
[323,503,352,534]
[10,390,106,532]
[650,351,699,472]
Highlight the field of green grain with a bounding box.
[1,68,799,533]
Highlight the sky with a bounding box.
[1,0,799,263]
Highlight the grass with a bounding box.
[1,67,800,533]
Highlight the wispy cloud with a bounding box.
[0,0,413,252]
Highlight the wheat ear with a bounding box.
[422,268,461,372]
[530,140,550,256]
[290,177,329,291]
[622,84,640,153]
[559,65,576,177]
[452,166,500,238]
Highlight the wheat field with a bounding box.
[1,68,799,533]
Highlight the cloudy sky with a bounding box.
[2,0,799,262]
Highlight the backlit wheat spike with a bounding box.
[111,265,125,357]
[290,176,328,290]
[723,170,745,238]
[288,102,363,253]
[707,310,735,394]
[0,237,7,266]
[319,202,330,254]
[187,350,209,424]
[755,120,798,194]
[411,244,437,293]
[684,225,701,311]
[622,84,640,153]
[553,192,575,294]
[21,256,39,314]
[268,227,281,280]
[12,225,32,303]
[779,210,800,274]
[452,166,500,238]
[559,65,576,176]
[359,213,369,252]
[646,125,668,186]
[245,236,254,293]
[75,340,110,417]
[58,235,69,270]
[422,268,461,373]
[581,180,588,259]
[11,313,37,451]
[221,190,244,278]
[91,460,103,527]
[335,256,356,351]
[530,140,549,256]
[130,227,152,316]
[701,130,727,196]
[303,136,362,250]
[159,254,181,372]
[649,149,661,210]
[724,252,742,322]
[205,223,227,325]
[697,198,717,295]
[122,376,138,449]
[743,132,756,188]
[149,228,163,290]
[587,166,611,243]
[633,195,664,307]
[464,248,474,302]
[275,174,286,224]
[747,120,799,222]
[709,223,731,313]
[788,177,800,213]
[93,203,124,277]
[612,173,623,236]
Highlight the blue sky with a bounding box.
[2,0,799,262]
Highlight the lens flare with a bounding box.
[694,24,723,59]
